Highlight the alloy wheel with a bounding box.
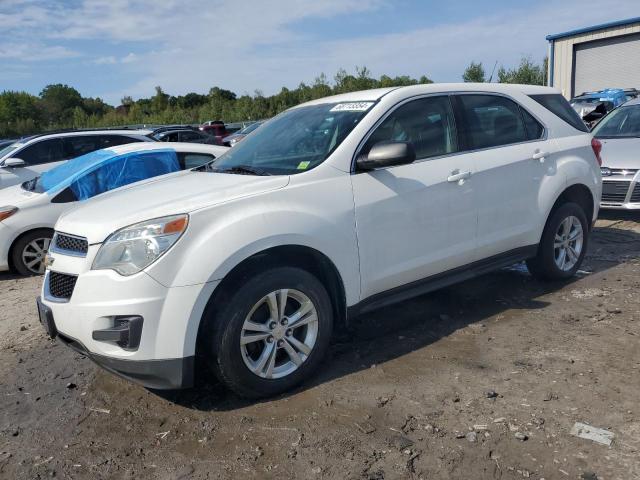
[21,237,51,274]
[240,289,319,379]
[553,216,583,271]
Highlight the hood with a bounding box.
[56,170,289,243]
[0,184,42,208]
[599,138,640,170]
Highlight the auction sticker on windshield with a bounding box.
[330,102,375,112]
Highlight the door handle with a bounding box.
[447,169,472,183]
[532,151,549,163]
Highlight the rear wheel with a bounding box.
[11,229,53,276]
[205,266,333,398]
[527,202,588,281]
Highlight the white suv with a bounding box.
[38,84,602,398]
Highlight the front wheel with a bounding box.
[205,267,334,398]
[526,202,589,281]
[11,229,53,276]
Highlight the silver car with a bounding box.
[593,98,640,209]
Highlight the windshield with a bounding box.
[593,105,640,138]
[211,102,374,175]
[0,143,21,159]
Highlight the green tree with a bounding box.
[497,57,545,85]
[0,67,459,136]
[463,61,486,83]
[150,86,169,114]
[39,84,83,126]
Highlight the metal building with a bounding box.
[547,17,640,99]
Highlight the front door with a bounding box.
[0,138,66,189]
[351,95,477,300]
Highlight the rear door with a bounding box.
[453,93,551,260]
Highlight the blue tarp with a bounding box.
[40,148,180,200]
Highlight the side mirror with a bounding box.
[357,141,416,170]
[3,158,26,169]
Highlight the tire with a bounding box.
[205,266,334,398]
[11,229,53,276]
[526,202,589,281]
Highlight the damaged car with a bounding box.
[0,143,227,275]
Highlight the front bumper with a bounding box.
[0,224,14,271]
[39,265,218,390]
[58,330,195,390]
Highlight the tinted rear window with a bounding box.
[529,94,589,132]
[456,94,528,149]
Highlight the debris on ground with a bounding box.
[570,422,615,446]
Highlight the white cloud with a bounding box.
[93,55,117,65]
[0,42,79,61]
[121,53,137,64]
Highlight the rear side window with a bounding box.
[63,136,102,158]
[455,94,528,149]
[529,94,589,132]
[18,139,65,165]
[521,108,544,140]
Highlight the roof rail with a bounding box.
[14,126,151,141]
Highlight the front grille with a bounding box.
[48,272,77,300]
[53,233,88,256]
[631,184,640,203]
[610,168,638,176]
[601,180,631,203]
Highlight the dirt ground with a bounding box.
[1,213,639,480]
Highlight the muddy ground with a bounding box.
[1,213,639,480]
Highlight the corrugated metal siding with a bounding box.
[551,22,640,98]
[574,33,640,95]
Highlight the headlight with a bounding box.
[92,214,188,276]
[0,206,18,222]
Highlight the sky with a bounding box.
[0,0,638,105]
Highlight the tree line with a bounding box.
[0,58,547,138]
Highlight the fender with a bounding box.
[145,172,361,305]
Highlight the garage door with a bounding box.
[573,33,640,96]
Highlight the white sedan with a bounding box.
[0,142,227,275]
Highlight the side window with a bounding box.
[362,96,458,160]
[63,136,102,159]
[18,139,65,165]
[456,95,528,150]
[529,94,589,133]
[520,108,544,140]
[100,135,142,148]
[180,131,203,142]
[179,153,215,169]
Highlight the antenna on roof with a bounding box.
[488,61,498,83]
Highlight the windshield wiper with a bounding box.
[212,165,272,176]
